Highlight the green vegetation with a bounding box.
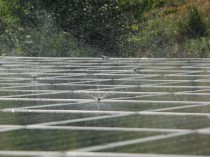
[128,0,210,57]
[0,0,210,57]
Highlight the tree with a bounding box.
[40,0,154,56]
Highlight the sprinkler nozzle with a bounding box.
[32,75,37,81]
[97,97,101,103]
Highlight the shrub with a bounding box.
[178,7,206,39]
[184,37,210,58]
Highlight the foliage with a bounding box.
[38,0,121,56]
[0,0,210,57]
[177,7,206,39]
[129,0,210,58]
[0,8,95,56]
[0,0,20,25]
[184,37,210,58]
[0,0,97,56]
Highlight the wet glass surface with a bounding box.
[164,105,210,113]
[0,112,95,125]
[102,133,210,155]
[0,129,159,151]
[65,114,210,129]
[41,102,186,111]
[1,57,210,156]
[0,100,73,109]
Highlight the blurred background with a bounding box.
[0,0,210,57]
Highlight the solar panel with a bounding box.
[1,57,210,157]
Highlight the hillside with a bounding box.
[0,0,210,57]
[129,0,210,57]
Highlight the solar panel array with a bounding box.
[1,57,210,157]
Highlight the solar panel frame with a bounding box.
[1,57,210,157]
